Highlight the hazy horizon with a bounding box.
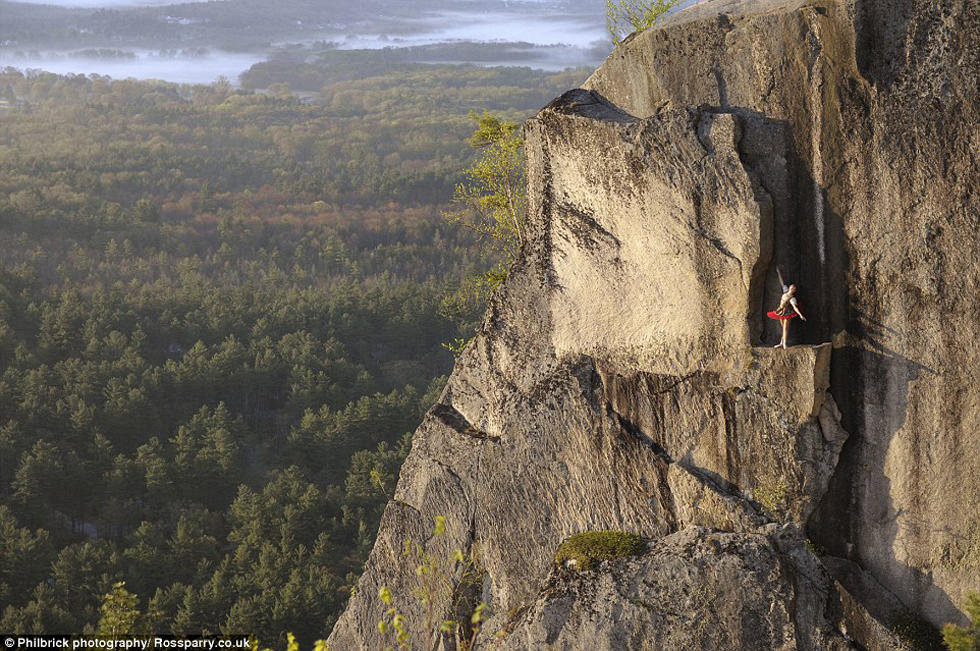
[10,0,195,5]
[0,0,611,84]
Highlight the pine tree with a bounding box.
[97,581,146,636]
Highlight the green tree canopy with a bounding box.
[444,111,527,263]
[605,0,679,45]
[944,592,980,651]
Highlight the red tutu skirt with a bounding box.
[767,310,798,321]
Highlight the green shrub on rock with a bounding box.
[943,592,980,651]
[554,531,647,570]
[605,0,679,44]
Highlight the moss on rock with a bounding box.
[554,531,647,570]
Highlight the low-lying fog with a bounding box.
[334,11,606,50]
[0,10,608,84]
[0,0,714,84]
[0,50,266,85]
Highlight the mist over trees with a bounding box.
[0,0,606,68]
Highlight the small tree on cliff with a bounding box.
[605,0,680,45]
[443,110,527,265]
[944,592,980,651]
[440,111,527,355]
[377,516,488,651]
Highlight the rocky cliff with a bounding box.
[327,0,980,648]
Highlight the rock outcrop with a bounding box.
[328,0,980,648]
[501,526,855,651]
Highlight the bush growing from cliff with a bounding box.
[754,475,789,518]
[444,110,527,261]
[944,592,980,651]
[441,110,528,355]
[377,516,489,650]
[605,0,679,45]
[251,632,330,651]
[554,531,647,570]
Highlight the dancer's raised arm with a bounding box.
[767,282,804,349]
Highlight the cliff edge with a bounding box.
[328,0,980,648]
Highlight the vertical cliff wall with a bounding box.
[328,0,980,648]
[586,0,980,626]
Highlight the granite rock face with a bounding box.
[328,0,980,647]
[587,0,980,624]
[501,526,855,651]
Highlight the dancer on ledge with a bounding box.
[767,269,806,349]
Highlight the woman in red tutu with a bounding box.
[767,280,806,349]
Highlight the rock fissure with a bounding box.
[430,403,501,443]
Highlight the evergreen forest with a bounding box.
[0,62,587,642]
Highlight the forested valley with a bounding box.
[0,63,587,642]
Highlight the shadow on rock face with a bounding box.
[854,0,914,90]
[809,339,963,624]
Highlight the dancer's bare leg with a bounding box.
[780,320,789,349]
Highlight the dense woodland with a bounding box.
[0,63,587,641]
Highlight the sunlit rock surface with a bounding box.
[500,526,855,651]
[328,0,980,647]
